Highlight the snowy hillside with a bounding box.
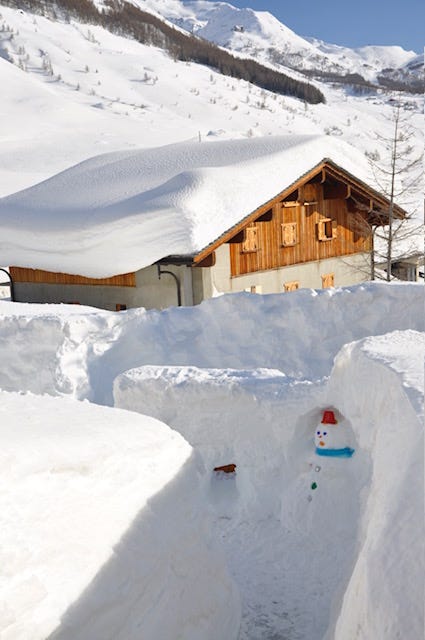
[0,3,422,211]
[0,283,423,638]
[137,0,422,84]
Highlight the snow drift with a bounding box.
[0,391,240,640]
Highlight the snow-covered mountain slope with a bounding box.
[0,4,422,223]
[137,0,422,84]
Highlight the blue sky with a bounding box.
[226,0,424,53]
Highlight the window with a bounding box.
[317,218,337,241]
[244,285,262,294]
[284,281,299,292]
[321,273,334,288]
[242,226,258,253]
[281,222,298,247]
[116,303,127,311]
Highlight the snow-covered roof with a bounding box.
[0,135,383,278]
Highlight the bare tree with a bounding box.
[365,96,423,281]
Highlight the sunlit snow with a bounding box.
[0,2,424,639]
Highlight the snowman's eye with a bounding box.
[316,431,321,436]
[323,431,327,436]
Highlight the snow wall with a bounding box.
[0,283,423,403]
[0,282,423,640]
[113,330,424,640]
[0,392,240,640]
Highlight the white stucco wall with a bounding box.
[202,245,371,297]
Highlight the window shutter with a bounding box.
[317,218,337,241]
[281,222,298,246]
[284,281,299,292]
[321,273,334,288]
[317,220,326,241]
[242,226,258,252]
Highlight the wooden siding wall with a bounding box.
[9,267,136,287]
[230,184,372,277]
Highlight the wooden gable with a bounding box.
[192,159,406,278]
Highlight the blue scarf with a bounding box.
[315,447,355,458]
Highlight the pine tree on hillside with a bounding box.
[0,0,326,104]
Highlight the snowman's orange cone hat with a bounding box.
[321,410,337,425]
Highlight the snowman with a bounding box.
[315,409,355,458]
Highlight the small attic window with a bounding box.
[242,226,258,253]
[317,218,337,241]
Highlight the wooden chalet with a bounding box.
[8,158,405,310]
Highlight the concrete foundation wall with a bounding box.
[202,245,371,297]
[14,265,193,311]
[13,249,371,310]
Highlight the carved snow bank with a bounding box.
[0,391,240,640]
[0,282,423,402]
[323,330,424,640]
[113,330,424,640]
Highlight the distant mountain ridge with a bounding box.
[134,0,423,93]
[3,0,422,93]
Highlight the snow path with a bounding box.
[115,334,423,640]
[0,283,423,639]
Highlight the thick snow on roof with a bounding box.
[0,135,375,278]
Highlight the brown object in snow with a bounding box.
[214,463,237,474]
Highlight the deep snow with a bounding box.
[0,392,240,640]
[0,283,424,639]
[0,134,383,277]
[0,2,424,638]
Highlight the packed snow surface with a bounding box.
[0,392,240,640]
[0,134,385,277]
[114,331,424,640]
[1,282,423,639]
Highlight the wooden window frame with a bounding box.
[281,222,298,247]
[317,218,337,241]
[242,226,258,253]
